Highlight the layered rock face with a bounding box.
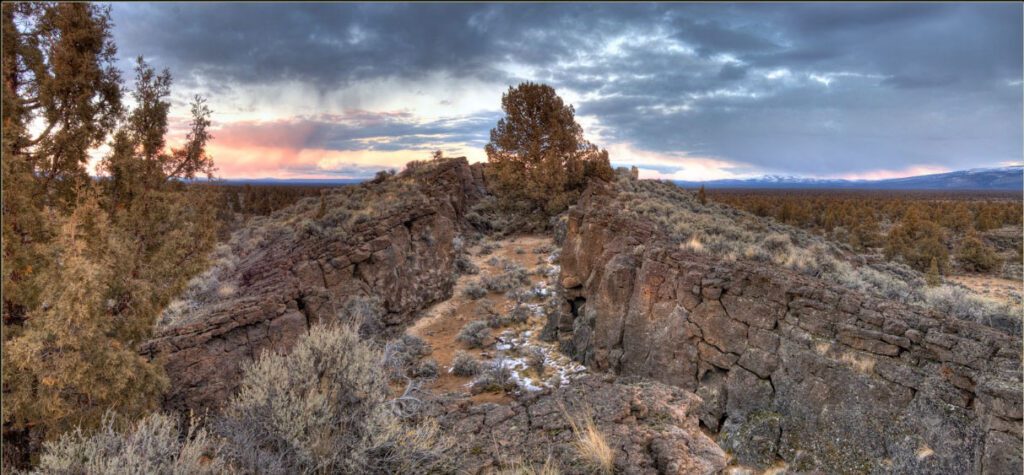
[142,158,485,414]
[553,181,1022,473]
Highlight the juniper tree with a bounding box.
[1,195,169,438]
[2,2,122,328]
[485,82,613,218]
[1,3,221,453]
[956,232,1000,272]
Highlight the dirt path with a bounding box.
[408,234,585,404]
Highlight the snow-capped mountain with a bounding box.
[675,166,1023,190]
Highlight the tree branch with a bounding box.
[24,121,55,147]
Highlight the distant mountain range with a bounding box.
[209,166,1023,190]
[674,166,1023,190]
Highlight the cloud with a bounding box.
[204,112,493,178]
[110,3,1022,178]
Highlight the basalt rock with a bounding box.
[554,181,1023,474]
[434,375,726,475]
[142,158,484,414]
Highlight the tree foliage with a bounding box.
[709,189,1020,272]
[956,232,1000,273]
[885,210,949,273]
[2,2,220,457]
[485,82,613,218]
[2,197,170,436]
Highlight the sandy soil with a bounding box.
[947,274,1023,304]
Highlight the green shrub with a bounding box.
[956,233,1000,272]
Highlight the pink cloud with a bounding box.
[213,119,320,150]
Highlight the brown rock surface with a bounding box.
[554,179,1023,473]
[434,375,727,475]
[142,158,484,414]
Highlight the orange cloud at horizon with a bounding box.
[205,141,487,179]
[836,165,951,181]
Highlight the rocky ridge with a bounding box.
[142,158,484,413]
[141,159,728,473]
[551,176,1023,473]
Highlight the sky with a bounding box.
[105,2,1023,181]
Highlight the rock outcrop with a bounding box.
[436,375,726,475]
[142,158,484,414]
[553,180,1023,473]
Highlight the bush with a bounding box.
[478,242,499,256]
[482,267,530,293]
[35,412,225,474]
[533,244,556,255]
[457,320,491,348]
[525,347,546,377]
[488,313,511,329]
[384,334,432,380]
[339,295,385,336]
[508,303,532,325]
[462,282,488,300]
[471,357,516,394]
[451,351,481,377]
[370,169,396,184]
[412,358,439,379]
[506,287,531,304]
[455,254,480,275]
[217,324,451,474]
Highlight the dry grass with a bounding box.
[35,412,226,474]
[495,455,561,475]
[560,402,613,474]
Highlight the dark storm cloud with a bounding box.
[111,2,1022,177]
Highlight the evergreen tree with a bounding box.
[164,95,215,181]
[956,232,1000,272]
[926,257,942,287]
[485,82,613,218]
[2,1,121,330]
[2,195,168,438]
[2,3,221,453]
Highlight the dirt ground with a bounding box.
[407,235,577,404]
[947,274,1023,304]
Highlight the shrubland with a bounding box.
[613,172,1022,333]
[708,188,1021,277]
